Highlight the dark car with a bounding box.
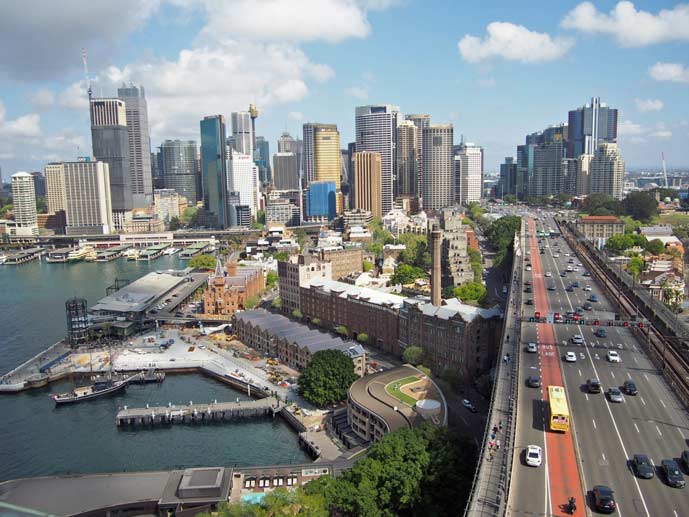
[681,450,689,471]
[583,271,591,276]
[587,378,602,394]
[566,286,574,292]
[572,281,580,288]
[527,376,541,388]
[631,454,655,479]
[592,485,616,513]
[525,299,534,305]
[524,287,532,293]
[584,303,593,311]
[623,380,638,395]
[560,272,567,277]
[547,284,556,291]
[596,328,607,338]
[661,459,686,488]
[590,294,599,302]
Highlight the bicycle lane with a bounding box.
[529,218,585,515]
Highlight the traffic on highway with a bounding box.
[507,208,689,516]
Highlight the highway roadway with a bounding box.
[509,209,689,516]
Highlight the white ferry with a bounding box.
[67,246,96,263]
[163,247,180,256]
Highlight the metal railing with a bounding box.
[464,222,524,517]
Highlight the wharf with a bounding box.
[179,242,210,259]
[4,247,43,265]
[116,396,280,426]
[95,244,131,262]
[45,247,73,263]
[137,243,170,261]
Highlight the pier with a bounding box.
[179,242,210,259]
[95,244,131,262]
[45,247,73,263]
[137,243,171,261]
[4,247,43,265]
[116,396,280,426]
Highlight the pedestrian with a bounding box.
[496,440,501,450]
[493,425,498,434]
[489,449,495,460]
[499,421,503,431]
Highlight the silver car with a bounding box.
[608,387,624,403]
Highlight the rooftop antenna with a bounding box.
[82,48,93,124]
[661,152,669,188]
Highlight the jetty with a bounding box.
[95,244,131,262]
[45,247,73,263]
[4,247,43,265]
[137,243,170,261]
[179,242,210,259]
[116,396,280,426]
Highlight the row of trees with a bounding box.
[583,192,659,223]
[298,349,358,407]
[485,215,521,268]
[605,233,666,256]
[210,424,477,517]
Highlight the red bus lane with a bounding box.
[528,219,584,514]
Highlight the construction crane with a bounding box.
[661,152,669,188]
[82,48,93,126]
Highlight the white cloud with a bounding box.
[561,1,689,47]
[628,136,647,144]
[634,98,663,112]
[28,89,55,109]
[458,22,573,64]
[619,119,673,140]
[648,129,672,138]
[288,111,304,121]
[0,102,41,138]
[618,119,646,136]
[345,86,369,99]
[649,62,689,83]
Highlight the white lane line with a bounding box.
[585,393,589,401]
[593,419,597,430]
[602,452,606,462]
[678,428,686,440]
[578,369,582,377]
[640,396,646,406]
[644,373,649,381]
[627,372,632,379]
[660,399,667,408]
[634,423,640,434]
[656,425,662,437]
[634,357,639,365]
[610,371,616,379]
[674,510,678,517]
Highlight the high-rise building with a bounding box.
[278,132,303,179]
[306,181,337,220]
[310,124,342,213]
[90,98,132,218]
[160,140,198,203]
[355,105,401,214]
[151,150,164,189]
[272,152,299,190]
[45,163,67,215]
[228,151,260,218]
[200,115,229,228]
[590,143,625,200]
[62,160,113,235]
[422,124,453,211]
[574,154,593,196]
[255,136,271,184]
[455,142,483,205]
[353,151,382,218]
[396,120,417,198]
[10,172,38,237]
[405,114,430,204]
[531,125,566,198]
[568,97,618,158]
[230,111,253,156]
[117,84,153,207]
[499,157,517,198]
[154,188,184,225]
[29,172,46,199]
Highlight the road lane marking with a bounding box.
[678,428,685,440]
[656,425,662,437]
[640,397,646,406]
[602,452,606,462]
[634,357,639,365]
[634,423,640,433]
[660,399,666,408]
[644,373,649,381]
[593,419,597,429]
[585,394,589,401]
[610,371,615,379]
[627,372,631,379]
[578,369,582,377]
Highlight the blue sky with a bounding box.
[0,0,688,179]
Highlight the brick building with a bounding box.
[277,255,332,313]
[575,215,624,243]
[202,259,265,317]
[311,247,363,280]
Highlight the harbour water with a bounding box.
[0,257,309,482]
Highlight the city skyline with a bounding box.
[0,1,687,176]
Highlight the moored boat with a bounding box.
[51,373,134,404]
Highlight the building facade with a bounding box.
[405,114,431,205]
[272,152,299,191]
[154,189,185,225]
[575,215,625,243]
[62,161,114,235]
[202,260,264,317]
[200,115,228,228]
[439,208,474,287]
[10,172,38,237]
[422,124,454,211]
[455,142,483,205]
[230,112,253,156]
[353,151,382,218]
[117,84,153,207]
[567,97,618,158]
[265,198,300,227]
[355,105,401,214]
[531,127,566,198]
[228,151,260,218]
[45,163,67,215]
[306,181,337,220]
[160,140,198,203]
[396,120,417,199]
[590,142,625,200]
[277,255,332,313]
[312,247,364,280]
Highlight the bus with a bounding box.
[548,385,570,432]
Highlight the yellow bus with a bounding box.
[548,385,570,432]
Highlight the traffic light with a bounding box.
[594,320,599,326]
[623,321,629,327]
[638,322,644,328]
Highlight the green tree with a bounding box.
[274,251,289,261]
[628,256,645,278]
[620,215,641,235]
[417,365,432,376]
[503,194,517,204]
[188,254,217,270]
[402,346,424,365]
[311,317,321,325]
[356,333,369,344]
[366,242,384,256]
[299,350,358,406]
[36,196,48,214]
[244,295,260,309]
[271,297,282,309]
[623,191,658,222]
[466,202,484,221]
[294,228,309,251]
[485,215,521,268]
[266,270,278,289]
[646,238,665,255]
[363,260,374,272]
[168,216,180,231]
[292,309,303,319]
[454,281,487,304]
[605,234,633,255]
[0,204,12,217]
[583,193,622,216]
[335,325,349,337]
[181,206,199,225]
[256,209,266,225]
[390,263,426,285]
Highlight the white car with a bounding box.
[584,285,592,291]
[526,265,532,271]
[565,351,577,362]
[527,342,538,353]
[526,445,543,467]
[553,253,560,258]
[573,267,579,272]
[572,335,584,344]
[545,272,552,277]
[607,350,621,363]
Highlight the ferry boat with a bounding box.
[163,247,180,256]
[51,373,133,404]
[0,253,6,265]
[126,249,140,261]
[67,246,96,263]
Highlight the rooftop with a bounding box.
[578,216,623,223]
[90,271,187,314]
[306,278,406,309]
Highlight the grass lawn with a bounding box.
[656,213,689,226]
[385,375,420,407]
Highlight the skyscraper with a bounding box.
[228,151,260,218]
[278,132,303,180]
[230,112,253,156]
[353,151,382,218]
[405,114,430,204]
[455,142,484,205]
[62,161,114,235]
[117,84,153,207]
[568,97,618,158]
[160,140,198,203]
[396,120,417,198]
[10,172,38,237]
[422,124,453,211]
[499,157,517,198]
[531,125,566,198]
[272,152,299,190]
[355,104,401,214]
[200,115,229,228]
[45,163,67,215]
[590,143,625,200]
[306,181,337,220]
[90,98,132,223]
[255,136,271,183]
[516,143,535,201]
